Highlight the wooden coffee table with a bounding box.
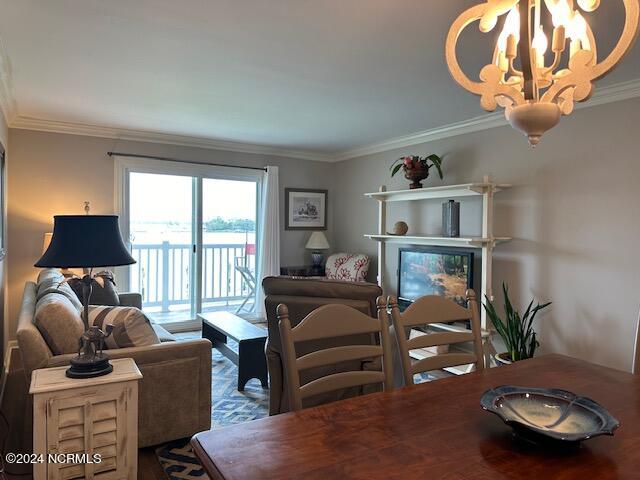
[198,311,268,391]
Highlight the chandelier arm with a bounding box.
[541,81,576,106]
[585,25,598,64]
[591,0,639,79]
[445,4,492,95]
[540,50,595,104]
[509,58,523,77]
[495,86,527,106]
[543,50,563,77]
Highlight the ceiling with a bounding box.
[1,0,639,157]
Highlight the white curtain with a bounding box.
[255,166,280,318]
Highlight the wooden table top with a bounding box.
[192,354,640,480]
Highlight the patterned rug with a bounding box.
[156,338,269,480]
[155,332,442,480]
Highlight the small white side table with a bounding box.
[29,358,142,480]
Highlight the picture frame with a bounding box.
[285,188,328,230]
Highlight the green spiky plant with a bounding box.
[483,283,551,362]
[390,154,443,179]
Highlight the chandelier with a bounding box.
[446,0,640,145]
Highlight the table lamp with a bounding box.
[305,231,330,267]
[35,215,136,378]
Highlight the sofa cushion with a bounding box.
[69,271,120,306]
[89,305,160,349]
[36,268,83,312]
[37,268,65,285]
[152,323,177,342]
[36,278,83,313]
[34,293,85,355]
[325,253,370,282]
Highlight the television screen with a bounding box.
[398,248,473,307]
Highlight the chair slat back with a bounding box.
[278,298,393,411]
[389,290,484,386]
[299,371,386,400]
[296,345,384,372]
[289,304,383,343]
[399,295,472,327]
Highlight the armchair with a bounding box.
[263,275,382,414]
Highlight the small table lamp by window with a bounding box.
[305,231,330,267]
[43,232,76,277]
[42,232,53,254]
[35,215,136,378]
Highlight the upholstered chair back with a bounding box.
[324,253,370,282]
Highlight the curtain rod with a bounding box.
[106,151,268,172]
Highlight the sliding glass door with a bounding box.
[128,172,197,325]
[200,178,258,317]
[119,158,261,331]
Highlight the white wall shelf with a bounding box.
[365,176,511,369]
[364,182,511,203]
[364,234,511,248]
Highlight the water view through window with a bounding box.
[128,172,258,327]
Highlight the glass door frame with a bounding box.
[114,155,263,332]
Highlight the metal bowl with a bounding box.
[480,386,620,443]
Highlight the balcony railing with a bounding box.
[130,242,254,311]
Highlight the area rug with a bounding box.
[156,439,210,479]
[156,343,269,479]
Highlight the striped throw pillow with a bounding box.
[88,306,160,349]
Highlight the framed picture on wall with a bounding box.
[285,188,328,230]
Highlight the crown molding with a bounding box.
[332,112,505,162]
[8,78,640,163]
[0,36,16,126]
[9,116,335,162]
[333,78,640,161]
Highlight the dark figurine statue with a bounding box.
[78,324,114,359]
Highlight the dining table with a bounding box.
[191,354,640,479]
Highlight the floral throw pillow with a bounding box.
[325,253,370,282]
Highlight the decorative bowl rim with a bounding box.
[480,385,620,442]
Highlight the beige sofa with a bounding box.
[16,278,212,448]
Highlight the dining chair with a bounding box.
[277,297,394,411]
[388,290,484,386]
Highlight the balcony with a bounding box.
[130,242,255,325]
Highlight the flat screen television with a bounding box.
[397,247,474,310]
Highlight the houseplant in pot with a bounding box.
[390,154,443,189]
[483,283,551,365]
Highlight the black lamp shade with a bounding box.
[35,215,136,269]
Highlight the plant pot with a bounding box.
[494,352,513,366]
[404,165,430,189]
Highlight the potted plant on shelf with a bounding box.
[483,283,551,366]
[390,154,444,189]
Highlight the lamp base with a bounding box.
[66,352,113,379]
[311,252,324,267]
